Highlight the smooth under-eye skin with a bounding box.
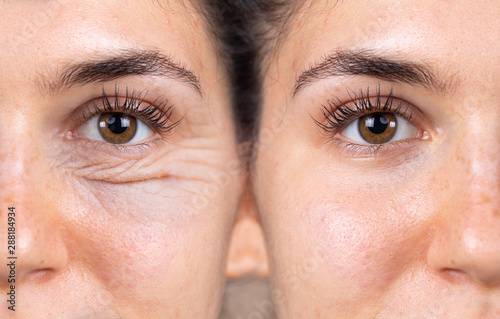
[253,0,500,318]
[0,1,244,318]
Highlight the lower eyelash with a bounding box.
[83,85,180,135]
[334,138,416,158]
[314,85,413,135]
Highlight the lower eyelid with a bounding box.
[66,137,165,161]
[330,137,422,159]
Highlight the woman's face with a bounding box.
[254,0,500,317]
[0,1,243,318]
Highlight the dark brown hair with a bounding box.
[203,0,307,143]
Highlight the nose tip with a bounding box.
[226,217,269,279]
[0,217,69,286]
[455,227,500,286]
[428,219,500,287]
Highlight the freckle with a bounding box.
[480,194,491,205]
[41,260,44,265]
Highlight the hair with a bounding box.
[191,0,319,152]
[199,0,308,147]
[199,0,262,144]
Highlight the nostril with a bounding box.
[440,268,470,283]
[21,268,58,284]
[440,267,500,287]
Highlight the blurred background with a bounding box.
[219,277,276,319]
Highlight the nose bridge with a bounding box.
[462,126,500,284]
[461,117,500,212]
[427,119,500,286]
[0,123,42,208]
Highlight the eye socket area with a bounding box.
[78,112,155,145]
[340,112,422,145]
[69,90,179,146]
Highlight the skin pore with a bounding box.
[0,1,244,318]
[253,0,500,318]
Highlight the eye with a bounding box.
[341,112,419,144]
[78,112,154,144]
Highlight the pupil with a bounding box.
[106,114,129,134]
[366,113,389,135]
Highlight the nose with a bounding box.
[0,149,68,285]
[226,190,269,278]
[427,141,500,287]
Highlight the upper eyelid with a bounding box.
[314,87,419,133]
[84,87,154,120]
[77,87,180,135]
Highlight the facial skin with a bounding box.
[253,0,500,318]
[0,1,244,318]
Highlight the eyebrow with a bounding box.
[293,49,455,97]
[41,49,202,96]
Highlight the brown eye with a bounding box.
[98,113,137,144]
[358,113,397,144]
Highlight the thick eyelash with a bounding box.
[314,86,414,135]
[82,85,180,135]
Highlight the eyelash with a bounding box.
[82,86,179,136]
[314,86,414,135]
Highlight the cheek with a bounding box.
[302,193,431,301]
[61,178,231,307]
[84,223,180,289]
[65,196,185,293]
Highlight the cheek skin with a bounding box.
[39,178,231,318]
[5,118,240,317]
[0,1,239,318]
[306,200,429,317]
[257,148,437,317]
[258,0,500,316]
[304,199,416,295]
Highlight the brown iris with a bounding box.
[98,113,137,144]
[358,112,397,144]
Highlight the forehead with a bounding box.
[287,0,497,45]
[281,1,498,65]
[0,0,211,84]
[271,0,499,90]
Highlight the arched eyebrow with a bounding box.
[293,49,456,97]
[39,49,202,96]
